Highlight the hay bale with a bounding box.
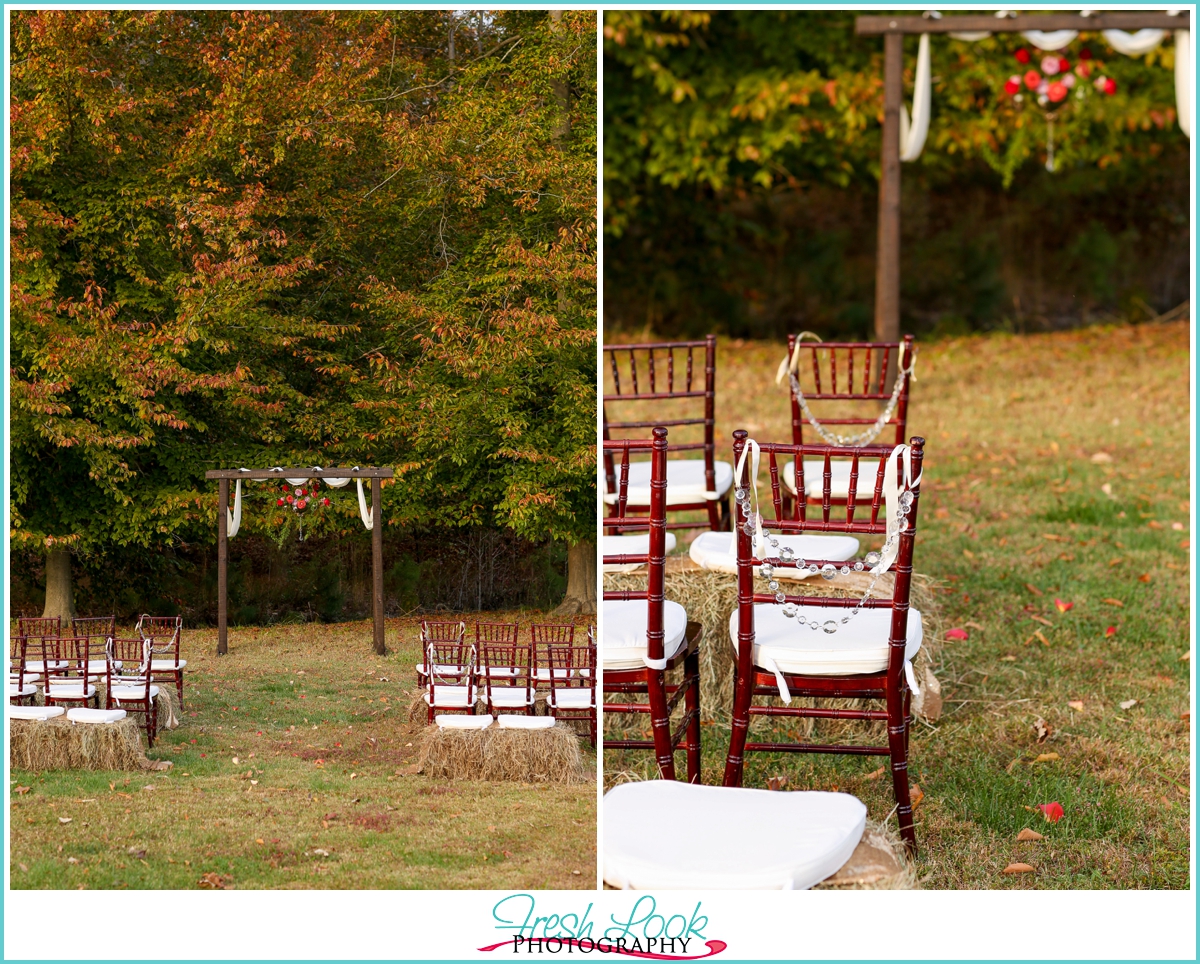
[813,820,917,890]
[156,687,181,729]
[417,724,590,784]
[9,718,156,771]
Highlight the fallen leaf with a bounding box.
[766,775,787,791]
[1003,862,1036,874]
[1147,520,1164,530]
[256,838,264,845]
[1024,582,1044,596]
[1138,573,1152,583]
[1108,558,1124,567]
[1119,699,1138,710]
[1030,614,1053,627]
[1171,522,1184,531]
[197,872,230,890]
[14,786,30,795]
[945,627,969,641]
[1068,700,1084,711]
[1102,598,1124,607]
[127,848,146,860]
[1054,598,1073,613]
[67,857,78,864]
[1016,828,1044,842]
[864,765,886,781]
[1181,653,1191,662]
[1035,752,1060,762]
[1034,718,1052,743]
[1000,654,1017,662]
[232,757,239,764]
[909,784,924,808]
[1090,452,1113,463]
[142,785,155,792]
[1035,630,1050,647]
[964,621,985,631]
[1105,626,1118,637]
[1181,712,1190,722]
[1038,802,1065,823]
[18,864,28,873]
[58,817,72,824]
[1100,482,1114,497]
[1041,533,1066,542]
[312,848,330,857]
[1181,540,1190,549]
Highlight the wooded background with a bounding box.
[11,10,597,622]
[604,11,1189,339]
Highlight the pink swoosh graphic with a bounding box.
[477,938,728,960]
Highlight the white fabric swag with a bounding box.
[900,33,932,161]
[227,465,374,538]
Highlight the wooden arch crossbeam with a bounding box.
[204,467,395,655]
[854,11,1190,353]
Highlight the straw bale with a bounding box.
[417,724,590,784]
[9,718,159,771]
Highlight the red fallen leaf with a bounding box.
[1054,599,1073,613]
[200,753,207,758]
[1105,626,1118,637]
[945,628,969,641]
[1138,574,1152,583]
[1038,802,1065,823]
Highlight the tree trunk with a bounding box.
[554,540,596,615]
[42,548,77,623]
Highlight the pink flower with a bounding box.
[1062,72,1076,89]
[294,488,303,496]
[1041,55,1061,76]
[945,628,969,641]
[1038,802,1065,823]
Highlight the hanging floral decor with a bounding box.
[268,480,332,545]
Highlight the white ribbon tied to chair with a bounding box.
[899,33,932,162]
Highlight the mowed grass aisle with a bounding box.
[604,322,1191,889]
[10,615,596,889]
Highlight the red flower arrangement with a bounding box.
[1003,45,1115,108]
[276,481,332,515]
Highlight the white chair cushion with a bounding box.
[423,686,475,708]
[604,781,866,890]
[603,459,734,506]
[730,604,922,676]
[415,663,467,677]
[487,688,535,708]
[547,688,595,710]
[435,714,492,730]
[9,705,65,721]
[110,685,160,701]
[150,659,186,670]
[47,683,97,699]
[482,667,519,678]
[602,533,678,573]
[25,660,67,673]
[602,600,688,671]
[66,708,127,724]
[9,684,37,699]
[534,667,574,680]
[85,660,121,674]
[689,531,860,579]
[497,715,556,729]
[782,459,881,500]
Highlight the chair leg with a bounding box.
[723,666,751,787]
[684,647,701,784]
[176,671,184,710]
[887,678,917,856]
[705,498,722,532]
[646,668,676,781]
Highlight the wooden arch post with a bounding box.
[855,10,1189,350]
[205,466,395,656]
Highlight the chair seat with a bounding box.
[689,531,860,578]
[601,600,688,670]
[435,714,492,730]
[150,659,186,671]
[729,604,922,676]
[487,688,535,708]
[85,660,121,674]
[782,459,881,500]
[602,459,734,506]
[604,781,866,890]
[47,683,97,699]
[25,660,67,674]
[547,688,594,710]
[534,667,574,680]
[9,705,65,721]
[497,715,557,730]
[9,684,37,699]
[66,708,127,724]
[482,667,518,678]
[415,663,467,677]
[423,686,475,708]
[110,684,160,701]
[602,533,678,572]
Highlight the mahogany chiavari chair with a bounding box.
[724,430,927,854]
[41,637,98,709]
[415,620,467,689]
[545,636,597,747]
[107,636,159,746]
[474,622,520,682]
[602,427,702,782]
[72,616,117,690]
[531,623,575,684]
[777,332,915,508]
[423,640,478,724]
[479,639,536,717]
[18,617,66,677]
[603,335,731,532]
[136,614,186,708]
[9,637,38,705]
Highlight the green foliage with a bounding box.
[10,11,596,578]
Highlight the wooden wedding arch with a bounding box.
[205,467,394,656]
[855,10,1189,349]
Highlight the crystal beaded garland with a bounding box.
[820,564,836,580]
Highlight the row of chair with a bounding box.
[601,335,926,884]
[418,621,596,745]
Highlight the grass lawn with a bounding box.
[604,322,1191,889]
[10,612,597,889]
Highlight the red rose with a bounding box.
[1024,70,1041,91]
[1079,47,1092,60]
[300,488,307,497]
[1077,61,1091,78]
[1048,81,1068,103]
[322,497,330,506]
[277,498,285,506]
[1057,57,1070,74]
[1004,76,1021,95]
[1103,77,1117,95]
[297,499,307,509]
[287,495,295,504]
[1015,47,1031,64]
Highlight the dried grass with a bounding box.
[9,718,156,771]
[417,724,591,784]
[812,819,918,890]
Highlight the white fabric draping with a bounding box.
[900,33,932,161]
[1176,30,1192,138]
[1102,28,1167,56]
[227,479,243,538]
[356,478,374,530]
[1021,30,1078,51]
